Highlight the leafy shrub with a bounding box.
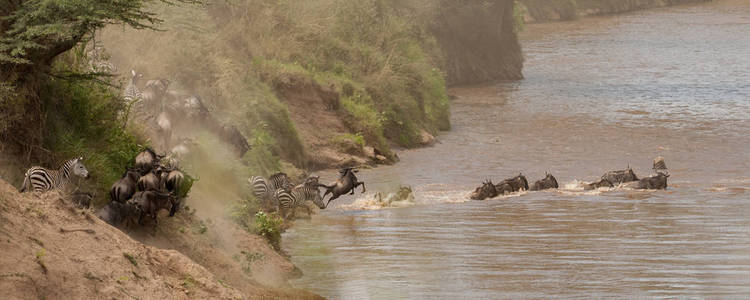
[253,211,283,250]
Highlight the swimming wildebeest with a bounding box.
[584,178,614,190]
[497,173,529,192]
[470,180,499,200]
[322,167,366,206]
[600,167,638,185]
[110,170,140,203]
[622,172,669,190]
[530,173,559,191]
[132,190,174,225]
[134,148,160,174]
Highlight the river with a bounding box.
[282,1,750,298]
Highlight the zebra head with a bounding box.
[71,157,90,179]
[312,191,326,209]
[130,70,143,84]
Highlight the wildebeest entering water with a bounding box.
[322,167,366,206]
[600,167,639,185]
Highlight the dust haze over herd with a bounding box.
[2,0,748,299]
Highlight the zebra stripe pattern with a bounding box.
[276,183,325,216]
[123,70,143,103]
[249,173,291,199]
[21,157,89,193]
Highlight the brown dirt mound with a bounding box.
[0,180,320,299]
[273,75,370,169]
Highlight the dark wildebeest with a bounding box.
[137,171,162,192]
[530,173,559,191]
[322,167,366,206]
[164,169,184,216]
[132,190,174,225]
[96,200,139,227]
[601,167,638,185]
[470,180,498,200]
[134,148,160,174]
[497,173,529,192]
[220,124,250,158]
[494,182,515,195]
[70,191,93,209]
[584,178,614,190]
[110,170,140,203]
[623,172,669,190]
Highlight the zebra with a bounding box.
[275,176,326,219]
[249,173,292,210]
[123,70,143,104]
[20,157,90,193]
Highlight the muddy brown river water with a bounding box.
[283,1,750,298]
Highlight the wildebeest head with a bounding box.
[312,191,326,209]
[470,180,498,200]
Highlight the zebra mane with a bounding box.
[59,157,81,178]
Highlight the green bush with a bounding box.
[253,211,283,250]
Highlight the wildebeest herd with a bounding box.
[470,157,670,200]
[97,148,190,227]
[249,167,366,219]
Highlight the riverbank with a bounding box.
[0,179,321,299]
[518,0,713,23]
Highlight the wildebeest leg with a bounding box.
[357,181,366,193]
[326,194,340,206]
[138,212,145,225]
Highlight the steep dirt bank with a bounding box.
[0,180,321,299]
[519,0,713,22]
[431,0,524,85]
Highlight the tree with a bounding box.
[0,0,196,159]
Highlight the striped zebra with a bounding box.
[249,173,292,210]
[275,176,326,219]
[123,70,143,104]
[20,157,90,193]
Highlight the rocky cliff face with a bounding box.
[520,0,712,23]
[431,0,524,85]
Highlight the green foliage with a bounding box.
[38,56,139,206]
[253,211,283,250]
[331,133,365,154]
[1,0,198,66]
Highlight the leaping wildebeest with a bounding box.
[322,167,366,206]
